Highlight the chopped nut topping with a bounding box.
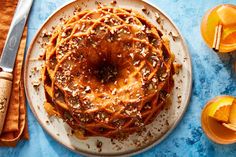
[95,1,102,6]
[159,72,168,81]
[61,32,66,38]
[42,29,52,38]
[111,88,117,95]
[140,47,146,57]
[152,60,157,67]
[74,5,81,14]
[84,86,91,93]
[117,54,122,58]
[134,60,140,66]
[152,78,157,83]
[148,83,154,90]
[130,53,134,59]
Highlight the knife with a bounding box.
[0,0,33,134]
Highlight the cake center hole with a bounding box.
[94,61,118,83]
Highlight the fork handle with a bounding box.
[0,71,13,135]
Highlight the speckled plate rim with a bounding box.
[24,0,193,156]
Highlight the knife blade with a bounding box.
[0,0,33,134]
[0,0,33,72]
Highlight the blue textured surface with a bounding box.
[1,0,236,156]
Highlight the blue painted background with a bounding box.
[1,0,236,156]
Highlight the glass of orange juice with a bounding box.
[201,4,236,52]
[201,96,236,144]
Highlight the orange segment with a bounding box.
[208,96,234,122]
[209,105,231,122]
[217,6,236,26]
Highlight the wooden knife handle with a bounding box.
[0,71,13,135]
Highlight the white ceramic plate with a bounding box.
[24,0,192,156]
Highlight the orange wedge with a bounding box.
[201,95,236,144]
[222,99,236,131]
[208,96,234,122]
[207,96,236,132]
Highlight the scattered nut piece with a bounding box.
[74,5,81,14]
[42,29,52,38]
[96,140,103,152]
[32,80,40,88]
[38,53,45,60]
[155,12,161,24]
[169,31,179,41]
[173,63,182,74]
[142,7,150,15]
[177,95,182,103]
[110,0,117,6]
[31,66,40,75]
[95,1,103,8]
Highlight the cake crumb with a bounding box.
[169,31,179,41]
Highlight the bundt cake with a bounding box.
[42,6,175,138]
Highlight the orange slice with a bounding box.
[217,5,236,26]
[222,99,236,131]
[208,96,234,122]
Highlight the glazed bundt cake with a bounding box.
[43,6,175,138]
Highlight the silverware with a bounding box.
[0,0,33,134]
